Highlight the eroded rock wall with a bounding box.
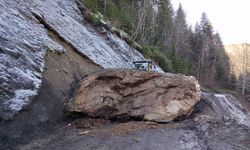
[0,0,153,119]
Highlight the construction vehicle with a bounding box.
[133,60,157,71]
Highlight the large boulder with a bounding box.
[68,69,201,122]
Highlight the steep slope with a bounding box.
[0,1,65,119]
[0,0,158,148]
[0,0,153,120]
[0,32,101,149]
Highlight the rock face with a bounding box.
[69,69,201,122]
[0,0,163,119]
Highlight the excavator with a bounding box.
[133,60,157,72]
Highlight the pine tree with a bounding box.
[173,3,192,57]
[158,0,174,52]
[214,32,231,86]
[199,13,216,85]
[192,22,203,79]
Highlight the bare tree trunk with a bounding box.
[210,47,217,84]
[104,0,107,15]
[132,4,146,40]
[197,57,202,80]
[242,42,247,94]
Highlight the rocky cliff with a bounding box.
[0,0,162,120]
[0,0,162,148]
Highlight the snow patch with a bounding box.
[8,67,42,89]
[4,89,37,112]
[0,1,64,119]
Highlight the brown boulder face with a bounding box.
[68,69,201,122]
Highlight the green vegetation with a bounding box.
[82,0,133,33]
[171,54,194,75]
[142,44,194,75]
[81,0,99,13]
[142,44,173,72]
[92,12,105,25]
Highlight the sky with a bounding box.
[171,0,250,44]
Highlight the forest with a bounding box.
[82,0,234,90]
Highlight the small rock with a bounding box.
[149,125,157,129]
[62,68,68,74]
[78,130,90,135]
[97,26,107,34]
[193,117,199,122]
[133,137,140,143]
[145,121,158,126]
[61,11,65,16]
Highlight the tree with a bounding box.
[172,3,194,65]
[196,13,216,85]
[191,22,203,78]
[131,0,159,44]
[158,0,174,52]
[214,32,231,87]
[241,42,249,94]
[173,3,191,55]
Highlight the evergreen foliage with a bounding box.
[142,44,173,72]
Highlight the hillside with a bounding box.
[225,43,250,78]
[0,0,162,120]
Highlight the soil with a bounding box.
[19,118,250,150]
[0,29,101,150]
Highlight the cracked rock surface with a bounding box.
[69,69,201,122]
